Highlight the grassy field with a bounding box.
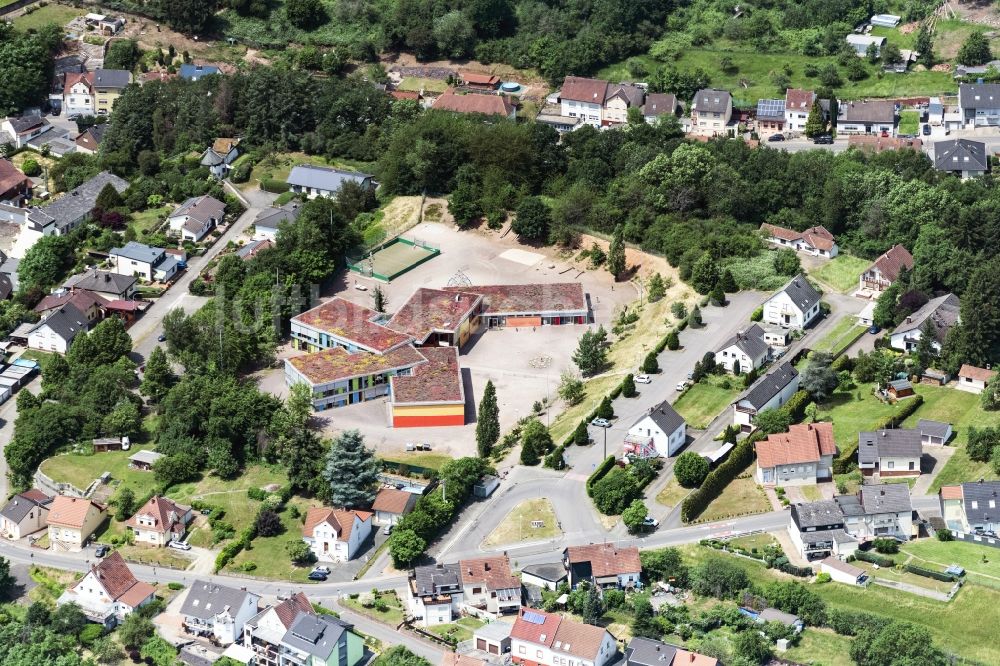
[12,3,85,30]
[813,383,898,451]
[726,532,778,552]
[117,544,195,570]
[898,109,920,135]
[808,254,870,294]
[811,317,866,356]
[655,478,689,508]
[167,465,288,503]
[698,475,771,523]
[427,617,486,644]
[341,591,406,626]
[673,374,741,430]
[902,539,1000,590]
[130,206,171,236]
[224,497,324,581]
[782,628,855,666]
[398,77,449,94]
[380,451,453,471]
[853,558,954,594]
[39,446,157,496]
[483,498,560,547]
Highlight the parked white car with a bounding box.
[168,540,191,551]
[635,374,652,384]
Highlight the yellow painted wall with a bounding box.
[392,403,465,417]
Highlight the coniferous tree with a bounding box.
[804,100,826,137]
[323,430,380,507]
[642,351,659,373]
[915,26,935,68]
[647,273,666,301]
[720,268,738,293]
[140,345,174,404]
[476,380,500,458]
[581,583,605,625]
[607,225,626,280]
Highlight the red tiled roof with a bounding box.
[551,617,610,661]
[755,422,836,469]
[0,159,30,196]
[78,551,138,600]
[302,507,372,543]
[34,290,107,314]
[785,88,814,111]
[759,223,802,242]
[674,649,719,666]
[293,297,412,353]
[959,364,996,383]
[372,488,416,515]
[390,90,421,101]
[118,580,156,608]
[441,654,486,666]
[105,299,141,312]
[124,495,190,535]
[460,71,501,86]
[64,71,93,96]
[386,288,482,342]
[48,495,105,528]
[288,344,425,386]
[510,607,561,646]
[442,283,587,315]
[390,346,464,405]
[801,226,836,251]
[458,556,520,591]
[870,244,914,282]
[20,489,50,503]
[560,76,609,104]
[273,592,315,629]
[565,543,641,577]
[940,485,964,500]
[432,89,514,117]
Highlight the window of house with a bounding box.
[887,461,894,469]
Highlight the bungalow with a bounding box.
[934,139,989,178]
[200,138,240,179]
[819,557,868,586]
[371,487,417,526]
[715,324,769,374]
[754,422,836,486]
[46,495,107,552]
[459,71,501,90]
[286,164,376,199]
[559,76,608,128]
[759,223,838,258]
[859,244,913,294]
[27,303,88,354]
[623,400,687,458]
[761,274,822,329]
[755,98,786,139]
[0,159,32,206]
[432,89,516,119]
[236,238,273,261]
[733,362,800,432]
[857,429,922,478]
[888,293,960,353]
[110,241,180,282]
[180,580,261,646]
[957,364,996,394]
[129,449,163,471]
[642,93,679,124]
[302,507,373,562]
[564,543,642,589]
[690,89,733,137]
[0,489,51,539]
[846,34,885,57]
[958,82,1000,127]
[785,88,817,134]
[168,195,225,242]
[27,171,128,236]
[939,480,1000,535]
[1,112,52,149]
[253,202,301,240]
[510,607,617,666]
[836,100,896,136]
[57,551,155,626]
[125,495,193,547]
[625,637,718,666]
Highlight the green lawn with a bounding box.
[340,591,406,626]
[398,77,449,94]
[898,109,920,135]
[655,478,690,508]
[811,317,866,357]
[426,617,486,645]
[673,375,741,429]
[813,384,898,452]
[39,446,158,496]
[130,206,171,237]
[697,475,771,523]
[224,497,324,581]
[246,152,375,191]
[808,254,870,294]
[12,4,86,31]
[782,628,855,666]
[167,465,289,539]
[902,539,1000,591]
[380,451,453,471]
[852,559,954,594]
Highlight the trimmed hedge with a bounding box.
[681,431,764,522]
[783,390,813,422]
[834,394,924,474]
[853,550,895,567]
[587,456,617,497]
[831,354,854,373]
[260,178,289,193]
[778,561,815,577]
[904,564,957,582]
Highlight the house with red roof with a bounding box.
[57,551,156,626]
[957,364,996,394]
[759,223,838,258]
[859,244,913,294]
[511,607,617,666]
[784,88,817,134]
[433,89,516,119]
[125,495,193,547]
[0,158,31,206]
[372,487,418,526]
[754,422,837,486]
[302,507,373,562]
[564,543,642,589]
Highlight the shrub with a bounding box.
[904,564,956,582]
[751,306,763,322]
[815,572,831,583]
[682,432,763,522]
[674,452,710,488]
[622,374,637,398]
[586,456,617,496]
[260,178,288,193]
[167,582,184,591]
[79,623,103,646]
[873,538,899,554]
[21,159,41,177]
[247,487,268,501]
[937,529,954,542]
[853,550,895,567]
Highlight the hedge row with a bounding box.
[904,563,957,582]
[833,394,924,474]
[587,456,617,496]
[783,390,813,422]
[681,432,764,522]
[831,354,854,373]
[777,561,814,577]
[852,550,896,568]
[260,178,289,193]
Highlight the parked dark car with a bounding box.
[94,544,109,557]
[307,571,328,581]
[922,124,931,136]
[868,325,881,335]
[813,135,834,144]
[768,133,785,142]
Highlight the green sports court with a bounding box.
[348,237,440,282]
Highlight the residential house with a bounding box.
[510,607,617,666]
[958,82,1000,127]
[286,165,376,199]
[934,138,989,178]
[371,487,417,526]
[642,94,679,124]
[63,268,138,301]
[168,195,225,242]
[846,34,885,57]
[110,241,180,282]
[623,400,687,458]
[521,563,568,591]
[179,64,221,81]
[432,89,516,119]
[788,499,858,561]
[939,480,1000,535]
[64,72,96,116]
[918,419,952,446]
[754,422,837,486]
[762,274,822,329]
[888,293,960,353]
[301,507,373,562]
[0,159,32,206]
[34,290,106,326]
[836,100,896,136]
[180,580,261,646]
[74,124,108,155]
[625,637,718,666]
[859,244,913,294]
[57,551,155,626]
[690,89,733,137]
[407,562,463,626]
[254,202,301,240]
[236,238,274,261]
[715,324,769,373]
[564,543,642,589]
[957,364,996,394]
[603,83,646,125]
[244,591,366,666]
[27,303,88,353]
[834,483,913,542]
[535,112,581,133]
[129,450,163,471]
[91,69,132,115]
[26,171,128,236]
[460,556,522,616]
[733,362,800,432]
[0,489,51,539]
[1,112,52,149]
[200,138,240,179]
[857,429,922,478]
[46,495,107,552]
[759,223,838,258]
[125,495,193,547]
[459,71,501,90]
[785,88,817,134]
[819,557,868,586]
[755,98,786,139]
[559,77,609,128]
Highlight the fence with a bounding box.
[33,469,94,498]
[950,529,1000,550]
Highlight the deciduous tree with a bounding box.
[674,451,709,487]
[622,499,649,533]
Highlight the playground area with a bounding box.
[348,236,440,282]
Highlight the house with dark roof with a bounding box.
[57,551,155,626]
[0,158,31,206]
[755,422,836,486]
[641,93,679,124]
[934,138,989,178]
[756,98,786,138]
[888,293,960,353]
[110,241,179,282]
[90,69,132,116]
[1,112,52,149]
[244,592,364,666]
[690,88,733,137]
[371,487,417,525]
[407,562,463,626]
[625,637,718,666]
[564,543,642,589]
[27,171,128,236]
[125,496,193,547]
[939,480,1000,536]
[64,268,137,301]
[958,82,1000,127]
[0,489,51,539]
[715,323,770,373]
[624,400,687,458]
[168,195,225,242]
[200,138,240,179]
[181,580,261,645]
[957,364,996,394]
[301,507,373,562]
[559,76,609,128]
[759,223,838,258]
[860,244,913,294]
[510,607,617,666]
[762,274,821,329]
[433,89,517,119]
[919,419,953,446]
[603,83,646,125]
[858,429,922,478]
[74,123,108,155]
[836,100,896,136]
[521,562,568,591]
[27,303,88,353]
[34,289,106,326]
[254,202,301,240]
[286,164,375,199]
[733,362,800,432]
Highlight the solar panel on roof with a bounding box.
[757,98,785,118]
[522,611,547,624]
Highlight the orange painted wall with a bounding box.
[393,413,465,427]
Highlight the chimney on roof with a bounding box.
[540,634,546,642]
[689,655,696,663]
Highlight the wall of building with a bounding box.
[392,404,465,427]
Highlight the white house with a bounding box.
[110,241,180,282]
[510,607,617,666]
[559,76,609,128]
[837,484,914,542]
[857,429,922,479]
[0,489,51,540]
[459,556,522,616]
[860,244,913,294]
[407,562,463,627]
[371,487,417,526]
[715,324,769,374]
[785,88,816,134]
[564,543,641,589]
[957,364,996,394]
[888,293,960,353]
[934,139,989,179]
[167,195,225,242]
[819,557,867,586]
[63,72,95,116]
[180,580,260,646]
[1,112,52,149]
[57,551,156,626]
[200,138,240,179]
[759,223,838,258]
[623,400,687,458]
[958,82,1000,128]
[733,362,800,432]
[407,555,521,627]
[286,165,375,199]
[836,100,896,136]
[253,202,301,241]
[939,480,1000,535]
[302,507,372,562]
[755,422,837,486]
[762,274,821,329]
[125,496,193,547]
[27,303,88,354]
